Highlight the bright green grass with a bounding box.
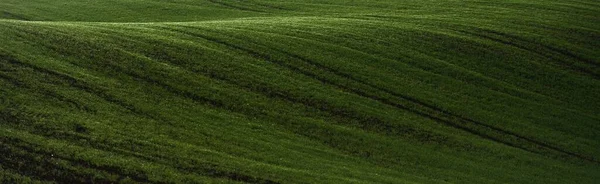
[0,0,599,183]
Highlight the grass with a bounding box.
[0,0,599,183]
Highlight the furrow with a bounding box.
[174,25,597,163]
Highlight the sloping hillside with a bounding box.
[1,0,599,183]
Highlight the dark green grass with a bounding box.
[0,0,599,183]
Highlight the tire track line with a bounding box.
[168,25,598,163]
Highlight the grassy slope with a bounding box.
[0,0,599,183]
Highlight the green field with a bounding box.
[0,0,599,183]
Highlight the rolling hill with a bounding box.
[1,0,599,183]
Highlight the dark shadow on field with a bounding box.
[1,11,30,21]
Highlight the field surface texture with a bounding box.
[0,0,599,183]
